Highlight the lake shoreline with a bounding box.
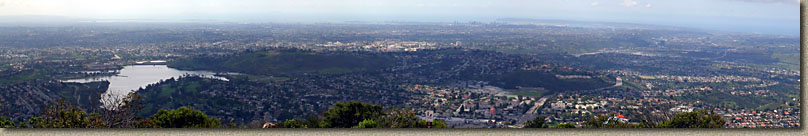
[60,65,230,107]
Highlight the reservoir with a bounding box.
[62,65,227,106]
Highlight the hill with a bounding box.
[168,49,395,76]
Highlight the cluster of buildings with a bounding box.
[315,40,452,52]
[405,84,541,128]
[652,75,761,83]
[723,108,800,128]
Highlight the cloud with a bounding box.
[621,0,638,7]
[0,1,4,7]
[645,3,652,8]
[591,1,600,6]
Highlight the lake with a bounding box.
[62,65,228,106]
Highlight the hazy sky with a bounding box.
[0,0,799,35]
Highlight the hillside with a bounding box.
[168,50,395,76]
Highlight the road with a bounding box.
[593,76,622,91]
[517,97,547,124]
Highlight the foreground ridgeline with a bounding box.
[0,97,223,128]
[0,98,449,128]
[0,99,725,128]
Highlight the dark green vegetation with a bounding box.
[486,70,613,90]
[133,77,247,118]
[657,110,725,128]
[0,116,15,128]
[15,100,222,128]
[169,49,395,76]
[0,90,226,128]
[273,101,447,128]
[141,107,222,128]
[555,123,577,128]
[581,110,725,128]
[0,100,445,128]
[522,116,547,128]
[322,101,385,128]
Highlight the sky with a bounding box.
[0,0,800,36]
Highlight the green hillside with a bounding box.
[487,70,614,91]
[169,50,395,76]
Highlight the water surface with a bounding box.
[63,65,227,105]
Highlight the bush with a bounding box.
[146,106,222,128]
[432,120,449,128]
[658,110,725,128]
[376,109,425,128]
[555,123,576,128]
[281,118,308,128]
[352,119,379,128]
[582,110,726,128]
[583,113,632,128]
[273,101,451,128]
[322,101,385,128]
[523,116,546,128]
[0,116,15,128]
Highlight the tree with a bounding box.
[376,109,425,128]
[269,101,448,128]
[584,113,632,128]
[304,116,325,128]
[432,120,449,128]
[658,110,725,128]
[0,105,10,128]
[0,116,15,128]
[27,100,106,128]
[97,93,143,128]
[352,119,379,128]
[555,123,576,128]
[322,101,385,128]
[523,116,546,128]
[281,118,308,128]
[146,106,222,128]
